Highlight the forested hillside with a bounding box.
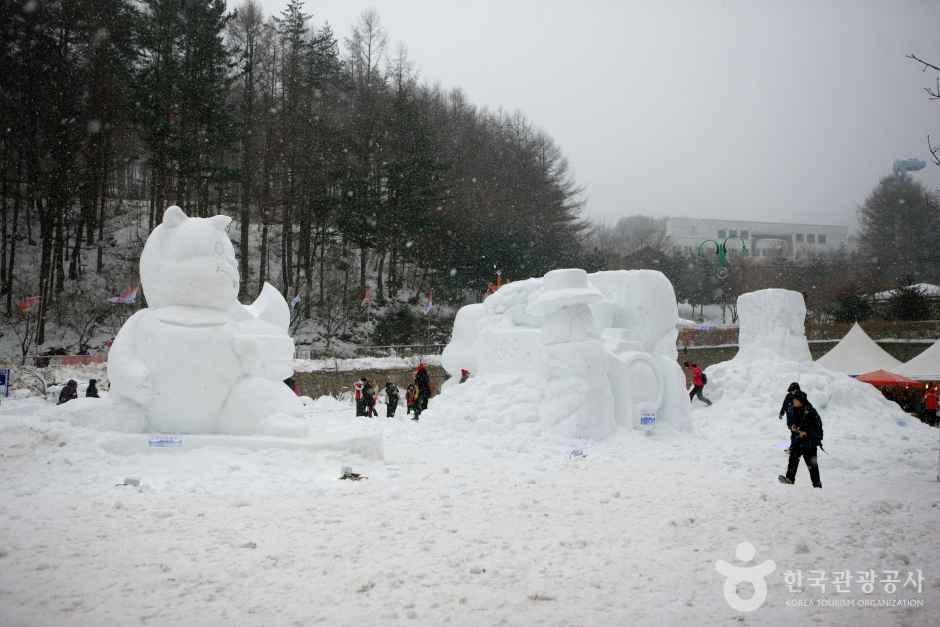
[0,0,593,358]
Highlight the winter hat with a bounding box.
[527,269,603,316]
[788,382,801,393]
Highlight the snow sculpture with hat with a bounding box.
[107,206,306,435]
[438,267,691,439]
[590,270,691,431]
[527,269,616,439]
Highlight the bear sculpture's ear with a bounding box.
[209,215,232,232]
[163,205,187,228]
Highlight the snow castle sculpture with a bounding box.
[440,268,690,438]
[107,206,305,434]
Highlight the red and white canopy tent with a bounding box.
[855,369,921,387]
[892,339,940,382]
[815,323,902,376]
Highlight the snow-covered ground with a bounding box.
[0,389,937,626]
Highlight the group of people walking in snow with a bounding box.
[354,362,438,421]
[57,379,99,405]
[777,381,824,489]
[683,362,823,488]
[352,362,470,422]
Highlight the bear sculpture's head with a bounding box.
[140,206,239,310]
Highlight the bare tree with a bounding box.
[907,53,940,164]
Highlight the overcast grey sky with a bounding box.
[259,0,940,229]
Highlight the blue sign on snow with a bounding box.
[148,436,183,448]
[0,368,10,397]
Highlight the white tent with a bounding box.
[815,323,902,376]
[892,339,940,381]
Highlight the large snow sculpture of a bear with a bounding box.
[107,206,305,435]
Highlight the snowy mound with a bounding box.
[429,268,690,441]
[704,289,927,455]
[707,355,904,415]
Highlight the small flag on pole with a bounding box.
[291,294,301,309]
[17,296,40,313]
[424,289,433,314]
[109,287,139,305]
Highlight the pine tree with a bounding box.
[858,174,940,284]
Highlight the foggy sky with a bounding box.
[259,0,940,230]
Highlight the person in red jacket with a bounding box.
[922,386,938,426]
[684,362,712,406]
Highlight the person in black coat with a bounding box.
[86,379,100,398]
[362,380,378,417]
[58,380,78,405]
[413,363,432,421]
[779,391,823,488]
[778,382,800,419]
[384,382,399,418]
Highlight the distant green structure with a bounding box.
[698,237,748,279]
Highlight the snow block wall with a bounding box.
[436,268,690,439]
[103,206,307,435]
[735,289,812,364]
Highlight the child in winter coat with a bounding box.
[362,381,378,417]
[684,362,712,406]
[58,380,78,405]
[413,363,432,421]
[354,379,365,416]
[384,381,399,418]
[86,379,100,398]
[406,384,417,415]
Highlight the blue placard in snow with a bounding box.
[640,413,656,427]
[148,436,183,448]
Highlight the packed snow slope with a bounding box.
[0,384,938,627]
